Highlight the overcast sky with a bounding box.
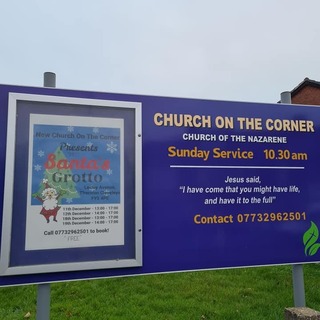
[1,1,319,103]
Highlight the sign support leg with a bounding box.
[35,71,56,320]
[281,91,306,307]
[292,264,306,307]
[36,284,51,320]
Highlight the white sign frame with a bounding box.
[0,93,142,275]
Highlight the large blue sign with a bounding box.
[0,84,319,286]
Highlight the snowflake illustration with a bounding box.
[67,126,74,132]
[34,164,42,171]
[66,198,73,204]
[106,169,113,175]
[93,127,99,133]
[38,150,45,157]
[87,142,93,147]
[107,141,118,154]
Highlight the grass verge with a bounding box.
[0,264,319,319]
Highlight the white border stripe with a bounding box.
[170,165,305,170]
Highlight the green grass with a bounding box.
[0,264,319,319]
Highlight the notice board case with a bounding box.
[0,93,142,276]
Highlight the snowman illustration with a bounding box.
[34,179,62,223]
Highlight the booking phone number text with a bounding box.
[43,229,89,236]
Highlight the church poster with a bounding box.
[26,114,124,250]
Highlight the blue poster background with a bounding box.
[31,123,121,205]
[1,84,320,286]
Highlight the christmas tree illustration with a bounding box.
[34,147,80,204]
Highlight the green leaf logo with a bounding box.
[303,221,320,256]
[308,243,320,256]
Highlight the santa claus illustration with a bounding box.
[34,179,61,223]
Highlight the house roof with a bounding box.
[291,77,320,97]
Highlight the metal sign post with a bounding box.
[281,91,306,307]
[36,282,50,320]
[35,72,56,320]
